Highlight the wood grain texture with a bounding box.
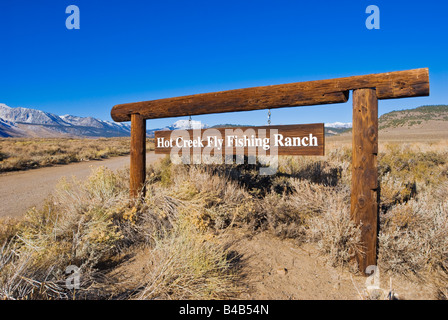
[351,89,379,275]
[111,68,429,122]
[130,114,146,198]
[154,124,325,156]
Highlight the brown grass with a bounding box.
[0,139,447,299]
[0,138,155,173]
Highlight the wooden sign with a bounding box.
[113,69,431,275]
[155,123,324,156]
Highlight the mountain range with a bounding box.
[0,104,212,138]
[0,104,132,138]
[0,103,354,138]
[6,103,445,139]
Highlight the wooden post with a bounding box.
[130,113,146,199]
[351,88,379,275]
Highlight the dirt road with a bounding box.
[0,153,164,218]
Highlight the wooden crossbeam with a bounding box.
[111,68,429,122]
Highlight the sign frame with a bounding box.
[111,68,430,275]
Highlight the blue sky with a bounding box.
[0,0,447,129]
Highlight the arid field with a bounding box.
[0,138,155,173]
[0,135,447,300]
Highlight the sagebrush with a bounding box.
[0,140,447,299]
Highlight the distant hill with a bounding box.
[329,105,448,142]
[379,105,448,130]
[322,122,351,136]
[377,105,448,141]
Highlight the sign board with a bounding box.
[155,123,325,156]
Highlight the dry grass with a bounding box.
[0,139,447,299]
[0,164,242,300]
[0,138,155,173]
[133,223,239,300]
[0,166,131,299]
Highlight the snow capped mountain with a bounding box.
[0,104,131,138]
[0,103,352,138]
[0,117,26,138]
[0,104,70,127]
[172,119,208,130]
[325,122,352,129]
[145,120,208,137]
[0,118,16,127]
[61,115,101,128]
[0,104,208,138]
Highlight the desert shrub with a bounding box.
[255,192,304,239]
[0,166,132,299]
[0,162,243,300]
[2,140,447,299]
[199,159,284,197]
[133,221,240,300]
[158,156,174,186]
[253,180,342,240]
[0,240,67,300]
[294,180,362,270]
[379,173,416,212]
[375,144,448,295]
[0,218,19,244]
[158,153,362,269]
[0,150,8,161]
[431,273,448,300]
[378,144,447,187]
[378,183,448,276]
[165,164,255,231]
[307,204,361,271]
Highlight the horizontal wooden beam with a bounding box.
[111,68,429,122]
[112,88,348,122]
